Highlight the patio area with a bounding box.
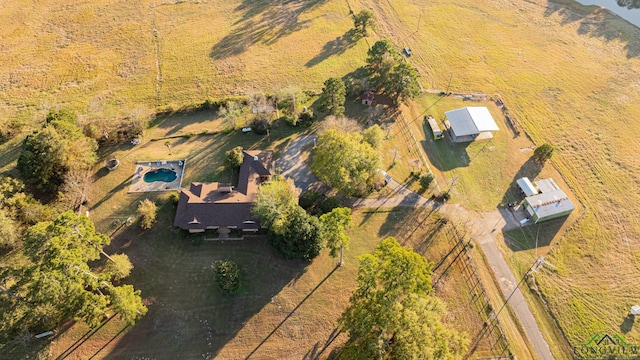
[128,159,186,193]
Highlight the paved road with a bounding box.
[276,138,553,359]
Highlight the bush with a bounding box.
[251,115,271,135]
[420,174,435,189]
[318,196,342,214]
[0,212,18,250]
[213,260,240,294]
[168,191,181,204]
[225,146,244,168]
[299,190,321,211]
[298,111,315,126]
[137,199,157,229]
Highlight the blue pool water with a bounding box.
[143,168,177,183]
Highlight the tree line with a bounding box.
[0,110,147,343]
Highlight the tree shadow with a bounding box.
[90,174,134,211]
[620,314,635,333]
[149,109,224,137]
[544,1,640,58]
[502,217,567,251]
[306,29,360,67]
[245,265,338,359]
[210,0,329,60]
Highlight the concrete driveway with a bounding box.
[276,135,319,191]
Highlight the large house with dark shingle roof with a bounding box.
[173,150,273,233]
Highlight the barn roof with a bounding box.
[445,107,499,136]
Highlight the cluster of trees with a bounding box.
[367,40,420,105]
[339,237,468,359]
[0,211,146,339]
[311,129,382,196]
[252,178,353,263]
[17,110,98,209]
[319,39,419,118]
[0,109,148,341]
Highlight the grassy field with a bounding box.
[357,0,640,351]
[2,0,640,357]
[33,201,496,359]
[0,0,368,129]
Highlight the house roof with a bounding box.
[173,150,273,230]
[516,177,538,197]
[362,91,375,101]
[525,189,574,220]
[444,107,499,136]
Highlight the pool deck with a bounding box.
[128,159,186,193]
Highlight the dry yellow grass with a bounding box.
[2,0,640,356]
[359,0,640,350]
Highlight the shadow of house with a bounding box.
[502,216,568,251]
[174,150,274,234]
[544,1,640,58]
[210,0,328,60]
[305,29,359,67]
[420,126,471,171]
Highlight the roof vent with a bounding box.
[253,156,259,161]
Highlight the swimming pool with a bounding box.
[143,168,177,183]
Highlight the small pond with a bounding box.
[575,0,640,28]
[144,168,177,183]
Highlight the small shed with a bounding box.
[524,189,574,223]
[362,91,375,106]
[516,177,538,197]
[444,107,499,142]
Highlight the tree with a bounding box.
[320,207,352,266]
[17,110,97,194]
[387,62,420,104]
[252,177,299,234]
[0,210,18,249]
[268,206,323,261]
[533,143,554,163]
[225,146,244,169]
[363,125,385,149]
[7,212,148,332]
[339,237,467,359]
[105,254,134,281]
[353,9,376,37]
[220,100,243,130]
[164,141,172,154]
[367,40,399,73]
[137,199,157,230]
[311,130,381,196]
[320,78,346,116]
